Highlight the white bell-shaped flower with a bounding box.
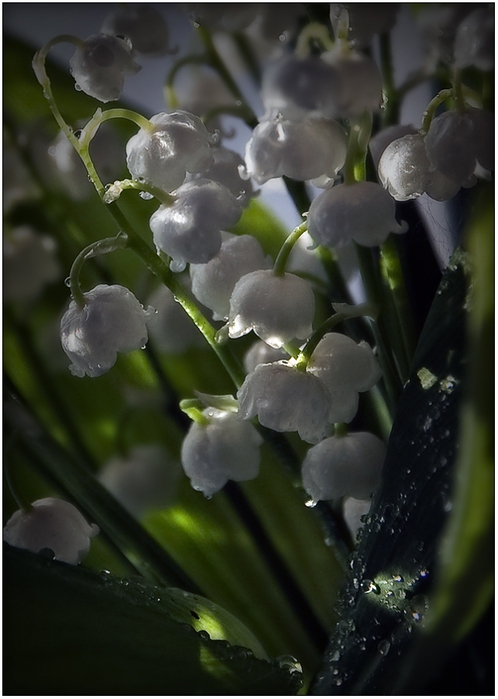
[147,284,204,353]
[190,233,272,321]
[181,408,262,497]
[369,124,418,170]
[99,445,181,518]
[237,361,332,444]
[321,50,383,117]
[4,226,61,303]
[425,108,494,185]
[3,497,99,565]
[69,33,141,103]
[244,115,347,185]
[60,284,153,378]
[101,5,174,57]
[150,179,242,272]
[378,133,434,201]
[307,332,382,424]
[301,431,386,502]
[243,340,288,374]
[126,111,213,194]
[228,269,315,348]
[190,146,254,207]
[308,181,405,249]
[454,7,494,72]
[261,54,341,121]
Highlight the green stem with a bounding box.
[164,53,208,108]
[420,88,454,135]
[69,234,129,308]
[379,236,417,377]
[354,244,401,412]
[295,302,378,369]
[106,200,245,389]
[196,26,258,128]
[103,178,175,206]
[273,222,308,276]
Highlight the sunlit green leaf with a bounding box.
[4,545,303,695]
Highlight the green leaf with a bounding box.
[3,545,303,695]
[310,244,473,694]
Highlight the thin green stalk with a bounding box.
[354,244,402,412]
[379,32,400,127]
[273,222,308,276]
[196,26,258,128]
[379,236,417,375]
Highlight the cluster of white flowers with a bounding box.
[4,1,494,563]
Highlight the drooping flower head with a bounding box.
[3,497,99,565]
[181,408,262,497]
[60,284,153,378]
[69,33,141,102]
[237,361,332,444]
[228,269,315,348]
[302,431,386,502]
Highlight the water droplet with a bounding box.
[139,191,154,200]
[75,83,82,91]
[335,678,343,686]
[64,276,71,287]
[361,579,380,594]
[198,630,210,641]
[331,650,340,662]
[378,639,391,655]
[305,498,317,508]
[392,574,403,583]
[39,547,55,561]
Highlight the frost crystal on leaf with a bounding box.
[3,497,99,565]
[237,362,332,444]
[228,269,315,348]
[181,409,262,497]
[60,284,153,378]
[302,432,386,502]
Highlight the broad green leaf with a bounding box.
[3,545,303,695]
[310,244,472,694]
